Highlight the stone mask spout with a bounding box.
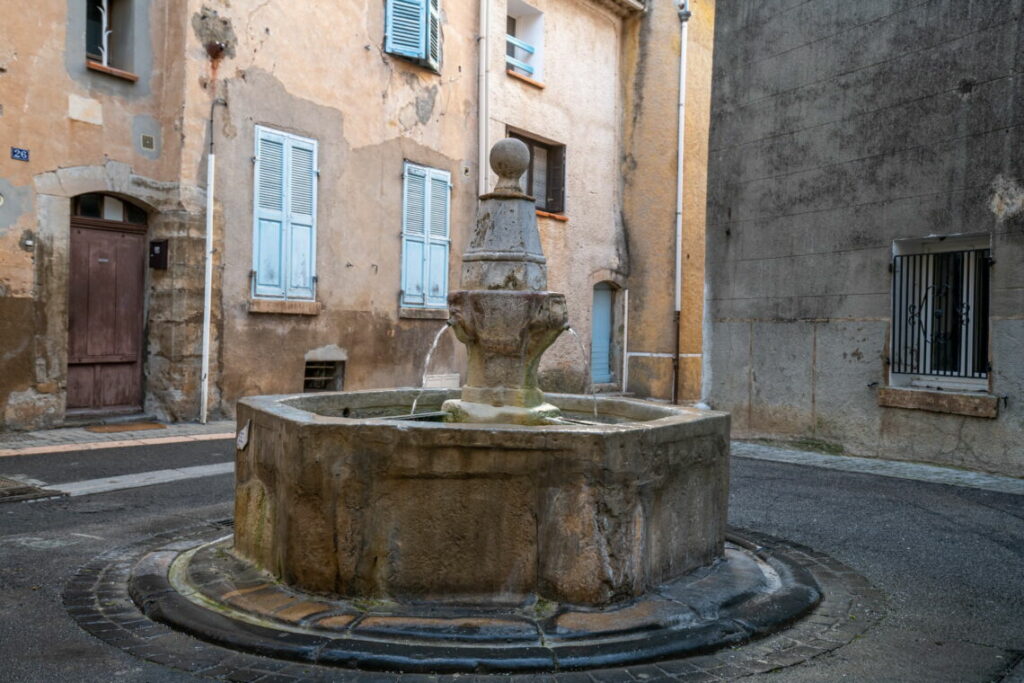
[443,139,569,424]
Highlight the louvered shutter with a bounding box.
[425,168,450,307]
[286,138,317,299]
[401,164,428,306]
[385,0,428,59]
[426,0,441,71]
[253,129,287,298]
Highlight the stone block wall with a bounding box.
[705,0,1024,476]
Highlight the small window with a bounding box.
[252,126,319,301]
[509,131,565,214]
[401,162,451,308]
[86,0,133,72]
[384,0,442,72]
[304,361,344,392]
[506,0,544,81]
[891,236,991,390]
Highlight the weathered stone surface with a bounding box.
[877,387,999,419]
[233,389,730,607]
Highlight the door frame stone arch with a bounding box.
[26,161,199,427]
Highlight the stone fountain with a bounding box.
[125,140,821,674]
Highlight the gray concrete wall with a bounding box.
[705,0,1024,476]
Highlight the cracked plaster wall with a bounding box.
[704,0,1024,476]
[0,1,209,429]
[2,0,667,428]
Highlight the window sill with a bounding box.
[85,60,139,82]
[877,386,998,419]
[536,209,568,222]
[507,69,545,90]
[248,299,321,316]
[400,307,449,320]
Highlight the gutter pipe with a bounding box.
[200,95,227,424]
[478,0,491,195]
[672,0,691,404]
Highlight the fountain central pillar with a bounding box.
[443,138,568,424]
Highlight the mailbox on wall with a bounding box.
[149,240,169,269]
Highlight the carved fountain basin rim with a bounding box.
[239,389,727,431]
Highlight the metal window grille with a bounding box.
[303,361,344,392]
[891,248,990,378]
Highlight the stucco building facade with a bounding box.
[0,0,713,430]
[704,1,1024,476]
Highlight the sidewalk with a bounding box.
[0,420,236,457]
[733,440,1024,496]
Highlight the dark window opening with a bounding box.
[74,194,147,224]
[891,248,990,379]
[86,0,133,71]
[508,132,565,214]
[304,361,344,392]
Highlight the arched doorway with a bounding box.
[591,282,615,384]
[66,194,148,415]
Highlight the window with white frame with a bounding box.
[401,162,451,308]
[890,235,991,391]
[87,0,133,72]
[506,0,543,81]
[252,126,318,301]
[384,0,442,72]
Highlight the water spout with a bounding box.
[566,327,598,418]
[410,322,452,416]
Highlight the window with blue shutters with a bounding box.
[385,0,441,72]
[252,126,318,301]
[401,162,450,308]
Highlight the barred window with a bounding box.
[891,244,990,384]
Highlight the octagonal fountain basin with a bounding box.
[233,388,730,608]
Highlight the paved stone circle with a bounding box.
[65,520,886,682]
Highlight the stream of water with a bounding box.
[409,322,452,416]
[566,327,598,418]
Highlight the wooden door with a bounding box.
[67,222,146,413]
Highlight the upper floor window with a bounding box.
[400,162,451,308]
[86,0,136,77]
[385,0,442,72]
[252,126,318,301]
[506,0,544,82]
[890,235,991,391]
[509,131,565,214]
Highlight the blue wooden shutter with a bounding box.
[385,0,428,59]
[426,0,441,70]
[591,284,614,383]
[425,168,450,307]
[253,128,286,298]
[401,163,428,306]
[286,138,317,299]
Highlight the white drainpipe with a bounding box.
[478,0,491,195]
[200,97,226,424]
[671,0,691,403]
[200,151,215,424]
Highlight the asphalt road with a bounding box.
[0,440,1021,682]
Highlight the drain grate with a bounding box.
[209,517,234,529]
[0,477,66,504]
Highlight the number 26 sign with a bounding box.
[10,147,29,162]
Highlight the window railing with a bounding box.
[505,34,535,76]
[891,248,990,379]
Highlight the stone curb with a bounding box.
[65,523,886,681]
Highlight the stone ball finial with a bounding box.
[490,138,530,194]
